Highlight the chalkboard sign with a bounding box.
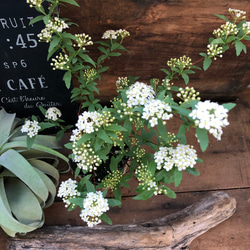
[0,0,77,124]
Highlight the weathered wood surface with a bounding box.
[60,0,250,102]
[7,192,236,250]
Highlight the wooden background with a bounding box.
[1,0,250,249]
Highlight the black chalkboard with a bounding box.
[0,0,77,124]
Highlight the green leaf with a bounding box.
[79,54,96,67]
[203,57,212,71]
[108,199,122,207]
[100,213,112,225]
[59,0,80,7]
[133,190,154,200]
[186,167,200,176]
[29,15,44,25]
[165,187,176,199]
[211,38,224,45]
[63,71,72,89]
[76,133,92,145]
[222,103,236,111]
[196,128,209,152]
[68,197,84,207]
[49,36,61,53]
[214,14,230,22]
[173,168,183,187]
[235,40,247,56]
[97,130,112,144]
[157,119,168,143]
[86,180,96,193]
[181,72,189,84]
[114,188,122,202]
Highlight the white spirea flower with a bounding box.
[173,144,198,171]
[80,191,109,227]
[45,107,62,121]
[154,144,198,171]
[189,100,229,140]
[27,0,43,7]
[102,29,130,39]
[242,22,250,34]
[126,81,155,107]
[75,111,104,134]
[142,99,173,127]
[57,178,80,207]
[38,17,69,42]
[21,120,41,138]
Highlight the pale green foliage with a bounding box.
[0,108,68,237]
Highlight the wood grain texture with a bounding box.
[7,192,236,250]
[60,0,250,102]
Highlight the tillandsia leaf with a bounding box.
[0,108,16,147]
[1,141,68,163]
[5,178,44,226]
[29,159,60,187]
[0,178,39,236]
[0,149,49,202]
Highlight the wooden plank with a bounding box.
[60,0,250,101]
[7,192,236,250]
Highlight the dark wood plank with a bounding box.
[60,0,250,102]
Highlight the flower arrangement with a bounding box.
[26,0,250,227]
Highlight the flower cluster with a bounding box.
[207,44,223,60]
[213,22,238,37]
[74,33,93,49]
[102,170,123,191]
[80,191,109,227]
[51,53,70,70]
[229,8,246,19]
[38,17,68,42]
[189,100,229,140]
[167,55,192,69]
[26,0,43,8]
[21,120,41,138]
[135,164,161,195]
[102,29,130,40]
[154,144,198,171]
[142,99,173,127]
[126,81,155,107]
[177,87,200,104]
[116,77,129,90]
[242,22,250,34]
[45,107,62,121]
[75,111,104,134]
[57,178,80,207]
